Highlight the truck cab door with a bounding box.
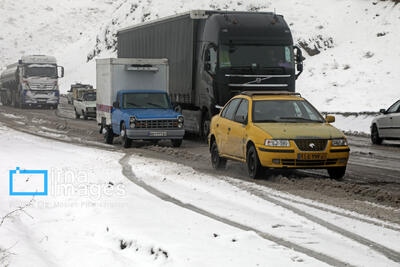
[199,44,217,108]
[111,93,122,135]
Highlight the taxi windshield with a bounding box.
[252,100,324,123]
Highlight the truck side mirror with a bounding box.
[204,50,210,62]
[113,101,120,109]
[294,46,304,79]
[58,66,64,78]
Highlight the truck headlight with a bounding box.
[331,138,348,147]
[265,139,290,147]
[178,122,184,128]
[130,116,137,128]
[177,115,184,123]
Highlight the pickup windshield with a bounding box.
[24,64,57,78]
[219,45,294,69]
[252,100,325,123]
[83,93,96,101]
[122,93,171,109]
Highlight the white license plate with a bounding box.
[149,131,167,137]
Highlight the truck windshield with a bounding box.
[252,100,325,123]
[83,93,96,101]
[122,93,171,109]
[24,64,57,78]
[219,45,294,69]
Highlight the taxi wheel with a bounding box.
[371,125,383,145]
[121,123,132,148]
[211,142,226,170]
[327,167,346,180]
[247,145,264,179]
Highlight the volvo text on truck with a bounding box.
[96,58,185,148]
[0,55,64,109]
[117,10,304,137]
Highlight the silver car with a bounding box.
[371,100,400,144]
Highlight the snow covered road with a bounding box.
[1,124,400,266]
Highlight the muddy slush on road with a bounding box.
[0,96,399,225]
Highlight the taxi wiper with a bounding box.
[279,117,323,122]
[254,119,278,122]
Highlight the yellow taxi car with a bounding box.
[208,91,350,180]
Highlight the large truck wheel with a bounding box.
[201,111,211,141]
[104,127,114,144]
[121,122,132,148]
[171,139,182,147]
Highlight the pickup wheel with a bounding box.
[171,139,182,148]
[327,167,346,180]
[121,122,132,148]
[150,139,160,145]
[83,110,88,120]
[104,127,114,144]
[74,109,80,119]
[247,145,264,179]
[210,141,227,170]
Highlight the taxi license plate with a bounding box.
[149,131,167,137]
[297,153,327,160]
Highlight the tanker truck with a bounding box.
[0,55,64,109]
[117,10,304,138]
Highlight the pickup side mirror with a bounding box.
[325,115,335,123]
[113,101,120,109]
[379,109,386,114]
[235,114,247,124]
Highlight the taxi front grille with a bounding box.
[135,119,178,129]
[294,139,327,152]
[281,159,337,166]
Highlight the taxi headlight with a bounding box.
[265,139,290,147]
[331,138,348,147]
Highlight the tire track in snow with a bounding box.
[119,153,352,267]
[222,177,400,263]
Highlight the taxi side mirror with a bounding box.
[235,114,247,124]
[379,109,386,114]
[325,115,335,123]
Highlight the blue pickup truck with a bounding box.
[96,58,185,148]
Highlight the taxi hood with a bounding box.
[253,122,345,139]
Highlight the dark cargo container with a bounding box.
[117,10,303,137]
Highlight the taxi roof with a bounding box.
[238,91,304,100]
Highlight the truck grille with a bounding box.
[29,83,55,90]
[135,119,178,129]
[294,139,327,151]
[281,159,337,166]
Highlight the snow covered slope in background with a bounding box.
[0,0,399,112]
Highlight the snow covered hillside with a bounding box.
[0,0,399,112]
